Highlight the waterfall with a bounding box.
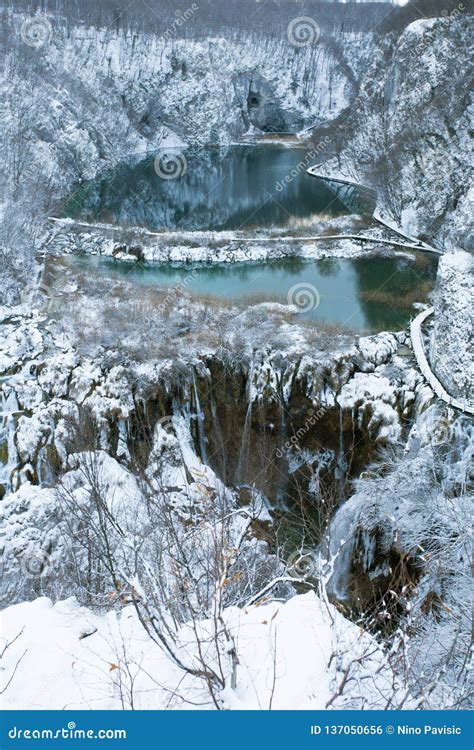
[335,402,347,499]
[276,396,290,509]
[236,400,253,484]
[209,392,227,480]
[325,492,365,601]
[191,371,208,463]
[0,385,19,498]
[117,419,131,461]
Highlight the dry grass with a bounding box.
[236,291,284,306]
[298,318,358,347]
[359,281,433,310]
[412,251,435,270]
[192,292,234,310]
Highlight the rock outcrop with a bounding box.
[429,251,474,402]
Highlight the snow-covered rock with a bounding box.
[1,8,378,301]
[325,404,472,708]
[429,250,473,401]
[312,15,473,251]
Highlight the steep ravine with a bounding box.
[307,15,473,400]
[1,326,411,499]
[0,5,472,710]
[0,304,420,601]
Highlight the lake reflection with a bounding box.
[63,145,374,232]
[68,254,437,334]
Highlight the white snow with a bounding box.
[0,591,407,711]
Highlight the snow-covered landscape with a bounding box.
[0,0,472,718]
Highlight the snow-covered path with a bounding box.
[305,167,472,414]
[306,166,442,255]
[410,307,474,415]
[48,216,433,253]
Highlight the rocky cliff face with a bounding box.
[313,16,473,250]
[310,14,473,406]
[0,4,472,710]
[3,11,471,273]
[0,290,423,608]
[429,251,473,401]
[0,296,412,503]
[385,18,472,249]
[2,13,373,184]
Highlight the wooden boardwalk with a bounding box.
[306,166,442,255]
[307,166,472,415]
[410,307,474,415]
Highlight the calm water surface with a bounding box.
[62,144,432,333]
[68,254,437,333]
[63,145,374,231]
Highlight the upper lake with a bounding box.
[63,145,374,232]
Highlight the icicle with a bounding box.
[338,406,344,487]
[236,400,253,483]
[0,386,19,498]
[276,396,290,509]
[117,419,131,462]
[335,401,347,498]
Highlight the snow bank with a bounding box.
[0,592,406,710]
